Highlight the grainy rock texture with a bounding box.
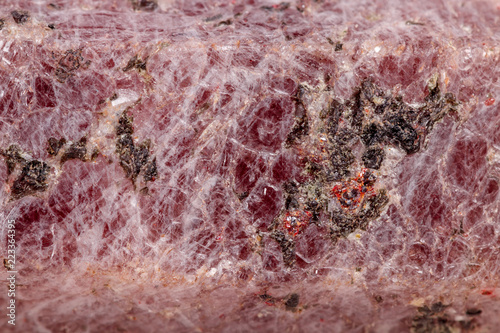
[0,0,499,332]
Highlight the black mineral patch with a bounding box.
[59,50,81,71]
[285,195,299,210]
[47,137,66,156]
[11,11,29,24]
[361,122,384,146]
[61,138,87,163]
[285,114,308,146]
[236,191,249,201]
[116,134,138,179]
[333,127,356,146]
[329,213,359,240]
[217,19,232,26]
[116,111,134,135]
[430,302,448,314]
[115,111,157,183]
[143,157,157,181]
[360,80,386,104]
[425,82,441,103]
[360,169,377,187]
[321,99,343,139]
[90,148,100,161]
[55,49,85,83]
[286,88,310,147]
[12,160,50,199]
[305,200,320,221]
[418,86,458,131]
[362,146,384,169]
[132,142,150,177]
[0,19,5,30]
[329,189,388,241]
[411,312,451,333]
[1,145,24,175]
[385,116,420,154]
[271,230,295,266]
[304,160,322,176]
[123,55,147,72]
[350,90,366,132]
[258,293,276,305]
[466,308,482,316]
[285,293,300,311]
[131,0,158,11]
[411,302,478,333]
[283,180,299,195]
[359,190,389,220]
[330,146,354,180]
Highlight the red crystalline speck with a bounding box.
[331,168,377,211]
[0,0,500,332]
[283,210,312,236]
[485,97,495,106]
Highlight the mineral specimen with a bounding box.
[0,0,499,332]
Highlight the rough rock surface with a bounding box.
[0,0,499,332]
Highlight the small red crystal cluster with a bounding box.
[331,168,377,211]
[283,209,312,236]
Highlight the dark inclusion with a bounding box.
[47,137,66,156]
[61,137,87,163]
[1,145,50,199]
[12,161,50,199]
[269,79,457,266]
[2,145,24,175]
[115,110,157,183]
[257,292,300,312]
[55,49,88,83]
[11,11,29,24]
[2,137,97,200]
[130,0,158,11]
[285,84,310,147]
[284,293,300,311]
[123,55,147,72]
[329,190,389,240]
[270,230,296,266]
[412,302,480,332]
[362,146,384,170]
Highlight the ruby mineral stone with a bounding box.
[1,0,500,332]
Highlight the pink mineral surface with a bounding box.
[1,0,500,332]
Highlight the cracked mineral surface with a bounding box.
[1,0,500,332]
